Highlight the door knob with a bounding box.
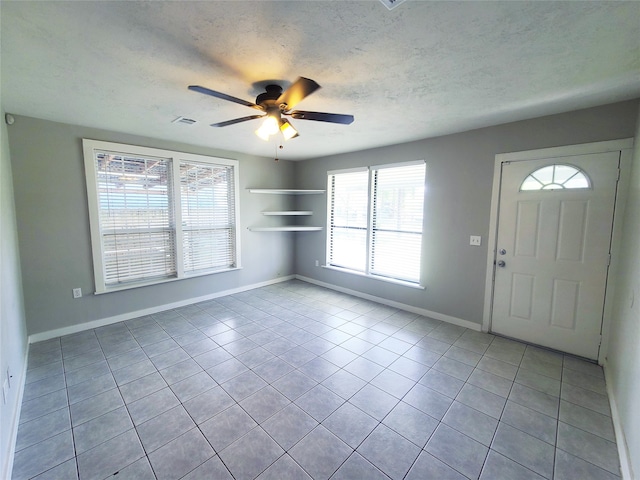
[497,260,506,267]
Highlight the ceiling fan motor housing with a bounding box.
[256,85,284,108]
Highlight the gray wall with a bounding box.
[1,111,28,478]
[294,100,640,326]
[8,116,296,336]
[606,107,640,478]
[5,101,640,475]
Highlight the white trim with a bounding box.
[232,162,242,269]
[296,274,481,331]
[482,149,503,332]
[321,265,425,290]
[83,139,239,167]
[325,174,334,266]
[3,346,28,480]
[370,159,426,171]
[326,167,368,176]
[603,361,633,480]
[483,138,634,338]
[496,138,634,163]
[172,157,185,278]
[93,267,243,295]
[598,146,633,363]
[28,275,295,343]
[82,139,109,293]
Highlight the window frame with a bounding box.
[83,139,241,294]
[326,160,426,288]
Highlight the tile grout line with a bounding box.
[16,281,622,480]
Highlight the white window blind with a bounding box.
[97,153,176,286]
[327,161,425,285]
[84,140,240,293]
[371,163,425,282]
[328,169,369,272]
[180,161,237,274]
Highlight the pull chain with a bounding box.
[274,143,283,162]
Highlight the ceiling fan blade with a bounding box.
[188,85,263,111]
[210,115,264,127]
[277,77,320,110]
[290,111,354,125]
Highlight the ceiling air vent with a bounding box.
[379,0,407,10]
[172,116,197,125]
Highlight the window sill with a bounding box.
[321,265,425,290]
[94,266,242,294]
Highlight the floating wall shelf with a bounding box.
[249,189,324,232]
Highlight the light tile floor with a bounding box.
[12,280,621,479]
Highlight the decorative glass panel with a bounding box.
[520,164,590,191]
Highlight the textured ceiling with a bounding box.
[1,1,639,160]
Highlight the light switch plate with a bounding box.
[470,235,482,246]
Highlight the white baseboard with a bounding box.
[2,346,28,480]
[29,275,296,343]
[31,273,481,343]
[603,360,633,480]
[295,274,481,332]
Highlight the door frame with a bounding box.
[482,138,634,364]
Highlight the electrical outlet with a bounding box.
[469,235,482,246]
[315,260,319,267]
[72,288,82,299]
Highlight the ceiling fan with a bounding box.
[188,77,354,141]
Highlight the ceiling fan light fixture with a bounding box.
[255,126,271,141]
[190,77,354,140]
[280,119,299,141]
[255,115,280,140]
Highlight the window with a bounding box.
[520,164,590,191]
[327,161,426,285]
[327,169,369,272]
[83,140,240,293]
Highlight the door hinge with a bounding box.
[617,168,621,181]
[607,254,612,266]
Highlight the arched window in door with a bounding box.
[520,164,590,191]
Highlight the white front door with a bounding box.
[491,151,620,359]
